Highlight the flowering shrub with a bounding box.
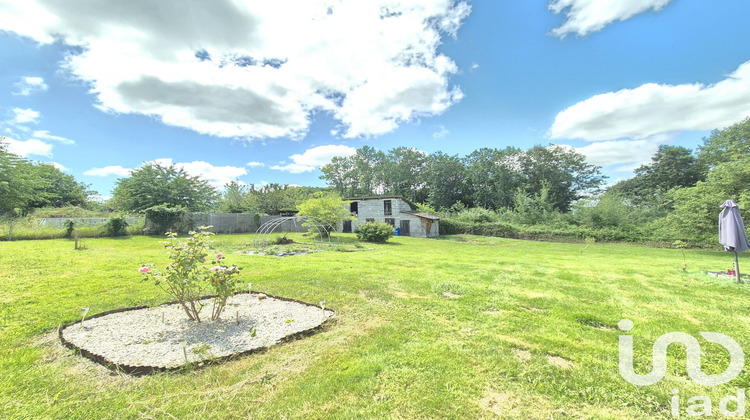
[140,226,242,322]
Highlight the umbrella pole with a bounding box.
[735,251,742,284]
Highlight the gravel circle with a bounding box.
[61,293,334,371]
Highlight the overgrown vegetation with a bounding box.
[0,216,144,241]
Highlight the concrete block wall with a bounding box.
[342,198,439,238]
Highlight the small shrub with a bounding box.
[63,220,76,238]
[355,221,395,243]
[104,216,129,237]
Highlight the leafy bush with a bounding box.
[139,227,242,322]
[144,204,188,234]
[63,220,76,238]
[104,216,129,236]
[355,221,395,243]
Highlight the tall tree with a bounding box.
[25,163,92,209]
[516,145,604,212]
[382,147,429,203]
[250,183,295,215]
[698,116,750,168]
[111,163,217,213]
[665,157,750,243]
[0,139,37,214]
[425,152,470,210]
[609,145,705,205]
[217,181,250,213]
[464,147,521,210]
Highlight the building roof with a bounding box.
[403,211,441,220]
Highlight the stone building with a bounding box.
[341,196,440,238]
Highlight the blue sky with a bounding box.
[1,1,750,199]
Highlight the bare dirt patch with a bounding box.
[442,291,462,298]
[546,354,575,370]
[513,348,532,362]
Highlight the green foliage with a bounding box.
[426,151,471,210]
[319,145,604,213]
[515,145,605,212]
[464,147,521,210]
[111,163,217,213]
[511,184,559,225]
[609,145,705,206]
[0,138,93,214]
[63,220,76,238]
[139,228,242,322]
[217,181,250,213]
[144,205,188,235]
[698,116,750,168]
[0,217,145,241]
[355,221,395,243]
[31,206,111,218]
[662,158,750,245]
[104,216,129,237]
[296,194,354,235]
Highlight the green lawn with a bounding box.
[1,234,749,419]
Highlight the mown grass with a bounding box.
[1,233,749,419]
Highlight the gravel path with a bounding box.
[61,293,334,370]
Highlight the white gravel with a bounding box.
[61,293,334,370]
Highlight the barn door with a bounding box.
[400,220,410,236]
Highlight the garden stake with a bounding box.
[80,307,90,328]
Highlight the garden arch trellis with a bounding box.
[252,216,339,249]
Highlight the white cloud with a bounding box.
[572,139,661,169]
[141,158,247,187]
[12,108,40,124]
[31,130,75,145]
[470,62,479,69]
[432,125,449,139]
[0,1,470,140]
[46,162,68,172]
[84,165,133,177]
[13,76,48,96]
[271,144,356,173]
[246,161,264,168]
[549,61,750,143]
[177,161,247,188]
[4,137,53,157]
[85,158,247,187]
[548,0,672,38]
[1,109,75,157]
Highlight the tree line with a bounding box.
[0,137,92,215]
[320,144,605,212]
[3,115,749,247]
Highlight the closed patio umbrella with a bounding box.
[719,199,749,283]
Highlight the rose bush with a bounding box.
[140,226,242,322]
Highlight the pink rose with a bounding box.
[139,266,150,273]
[216,253,225,260]
[210,266,225,273]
